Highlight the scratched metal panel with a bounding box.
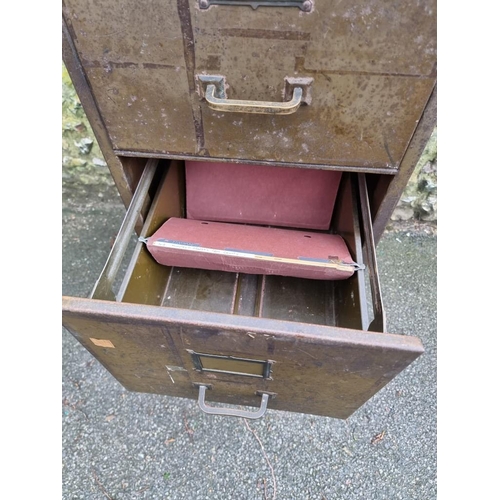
[84,66,197,152]
[200,74,434,168]
[192,0,436,168]
[192,1,437,76]
[62,297,423,419]
[62,0,198,154]
[63,0,436,169]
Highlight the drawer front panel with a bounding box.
[62,298,423,419]
[199,74,434,168]
[84,66,198,153]
[191,0,437,77]
[63,0,436,170]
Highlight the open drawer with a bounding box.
[62,159,423,419]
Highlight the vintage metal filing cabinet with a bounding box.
[62,0,436,419]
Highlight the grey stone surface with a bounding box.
[391,129,437,223]
[62,183,437,499]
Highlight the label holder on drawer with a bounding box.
[198,0,313,12]
[188,350,274,379]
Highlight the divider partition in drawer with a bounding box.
[62,158,423,419]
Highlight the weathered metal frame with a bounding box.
[371,85,437,244]
[63,15,153,218]
[91,159,159,301]
[61,293,423,418]
[62,3,437,222]
[357,173,385,332]
[62,1,435,418]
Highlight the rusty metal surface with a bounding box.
[61,164,411,418]
[371,85,437,244]
[61,0,435,420]
[62,205,437,497]
[62,296,423,419]
[205,82,303,114]
[357,173,385,332]
[118,160,185,304]
[198,0,312,11]
[91,159,158,301]
[198,75,312,114]
[62,0,436,170]
[195,384,272,419]
[331,174,368,330]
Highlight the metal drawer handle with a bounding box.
[198,75,312,115]
[205,84,302,115]
[197,385,270,419]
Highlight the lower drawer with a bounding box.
[62,159,423,419]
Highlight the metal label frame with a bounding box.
[187,349,274,379]
[198,0,313,11]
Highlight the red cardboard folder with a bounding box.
[185,161,342,230]
[146,218,360,281]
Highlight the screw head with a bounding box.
[302,0,312,12]
[199,0,209,8]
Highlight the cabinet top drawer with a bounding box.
[63,0,436,172]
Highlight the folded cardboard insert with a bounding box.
[185,161,342,230]
[143,218,363,281]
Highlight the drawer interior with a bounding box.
[93,158,382,333]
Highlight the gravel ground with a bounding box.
[62,184,437,500]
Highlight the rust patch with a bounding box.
[294,56,433,79]
[382,135,396,167]
[143,62,179,70]
[177,0,206,153]
[82,60,178,70]
[204,55,221,71]
[218,28,311,41]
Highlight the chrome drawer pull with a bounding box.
[205,84,302,115]
[196,385,271,419]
